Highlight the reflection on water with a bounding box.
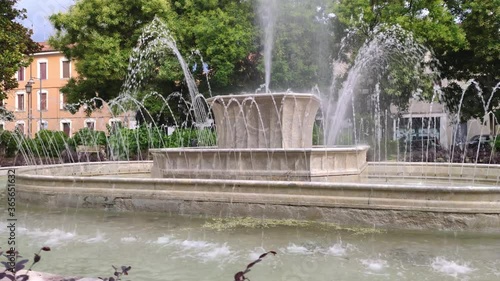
[1,178,500,280]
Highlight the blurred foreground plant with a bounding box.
[98,265,132,281]
[234,251,276,281]
[0,246,51,281]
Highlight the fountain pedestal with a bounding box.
[150,146,368,181]
[209,93,320,148]
[150,92,368,182]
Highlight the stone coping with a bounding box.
[367,161,500,185]
[14,161,500,209]
[13,160,500,189]
[13,159,498,181]
[15,172,500,193]
[149,145,370,153]
[16,174,500,195]
[205,92,320,102]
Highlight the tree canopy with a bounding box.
[49,0,176,105]
[440,0,500,125]
[331,0,467,112]
[49,0,257,107]
[0,0,40,101]
[47,0,498,130]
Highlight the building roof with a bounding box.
[37,42,58,53]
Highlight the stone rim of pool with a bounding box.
[14,160,500,232]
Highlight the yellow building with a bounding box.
[2,42,130,138]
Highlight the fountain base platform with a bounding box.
[11,161,500,231]
[149,146,369,182]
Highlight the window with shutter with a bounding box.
[18,67,24,81]
[17,94,24,111]
[40,62,47,80]
[40,92,47,110]
[62,61,70,78]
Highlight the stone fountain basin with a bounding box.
[150,145,369,182]
[11,161,500,231]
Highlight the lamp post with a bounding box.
[25,77,43,134]
[24,80,33,137]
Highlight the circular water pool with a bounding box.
[1,199,500,281]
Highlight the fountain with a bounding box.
[10,10,500,232]
[2,2,500,280]
[150,92,368,181]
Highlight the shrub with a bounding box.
[492,137,500,152]
[168,128,216,147]
[34,130,69,157]
[0,130,19,157]
[312,123,323,145]
[72,128,107,147]
[18,136,39,157]
[107,125,170,160]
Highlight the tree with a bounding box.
[332,0,467,111]
[259,0,336,92]
[440,0,500,134]
[0,0,41,117]
[49,0,176,105]
[49,0,257,112]
[171,0,257,92]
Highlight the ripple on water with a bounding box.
[150,235,174,245]
[283,243,312,255]
[120,235,139,243]
[149,236,235,264]
[361,258,388,272]
[431,257,475,278]
[81,232,108,244]
[18,227,77,247]
[326,242,348,257]
[248,247,267,261]
[179,239,215,250]
[198,243,232,260]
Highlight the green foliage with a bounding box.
[18,137,38,157]
[268,0,334,91]
[0,0,41,100]
[0,126,218,161]
[0,130,19,157]
[34,130,68,157]
[167,128,216,147]
[334,0,466,51]
[174,0,257,90]
[1,130,69,158]
[331,0,497,137]
[107,124,170,159]
[440,0,499,124]
[312,123,324,145]
[332,0,465,112]
[72,128,107,147]
[49,0,257,110]
[105,126,216,159]
[49,0,176,104]
[493,138,500,153]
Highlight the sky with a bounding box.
[16,0,74,42]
